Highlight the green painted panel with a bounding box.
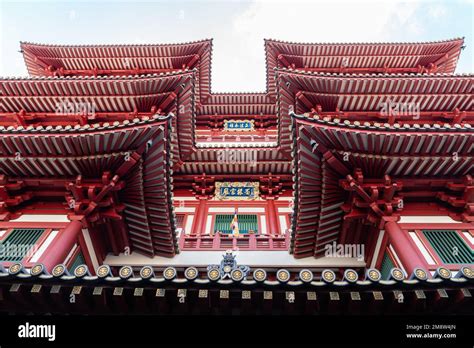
[68,251,86,272]
[0,229,45,262]
[214,214,258,234]
[380,251,396,279]
[423,230,473,264]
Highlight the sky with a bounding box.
[0,0,472,92]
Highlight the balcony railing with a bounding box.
[178,232,290,251]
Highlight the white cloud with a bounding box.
[211,0,423,92]
[3,0,468,91]
[68,10,76,21]
[427,4,447,18]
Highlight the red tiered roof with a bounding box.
[291,113,473,258]
[0,71,197,166]
[195,94,278,145]
[176,146,291,175]
[187,92,284,173]
[20,39,212,103]
[265,38,465,94]
[0,116,178,257]
[199,93,275,115]
[6,37,472,263]
[277,69,473,156]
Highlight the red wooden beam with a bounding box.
[66,173,126,222]
[185,54,200,69]
[40,220,83,272]
[277,54,292,69]
[296,91,314,110]
[384,220,431,275]
[431,44,464,68]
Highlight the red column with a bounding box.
[112,219,130,252]
[384,221,430,275]
[338,220,351,245]
[40,220,83,272]
[266,199,279,235]
[193,198,208,235]
[106,223,119,255]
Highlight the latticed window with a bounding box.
[175,214,185,229]
[422,230,473,264]
[214,214,258,234]
[0,228,45,262]
[68,251,86,272]
[380,251,396,279]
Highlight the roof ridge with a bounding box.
[265,37,465,47]
[208,92,268,96]
[276,67,474,78]
[20,38,213,49]
[0,69,197,81]
[291,112,473,132]
[0,114,172,134]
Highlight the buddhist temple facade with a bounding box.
[0,38,472,314]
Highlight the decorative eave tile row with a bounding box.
[0,152,128,178]
[292,112,473,177]
[1,262,472,287]
[1,69,195,82]
[298,113,473,132]
[195,141,278,148]
[142,119,179,257]
[0,115,170,157]
[0,263,471,314]
[289,119,343,258]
